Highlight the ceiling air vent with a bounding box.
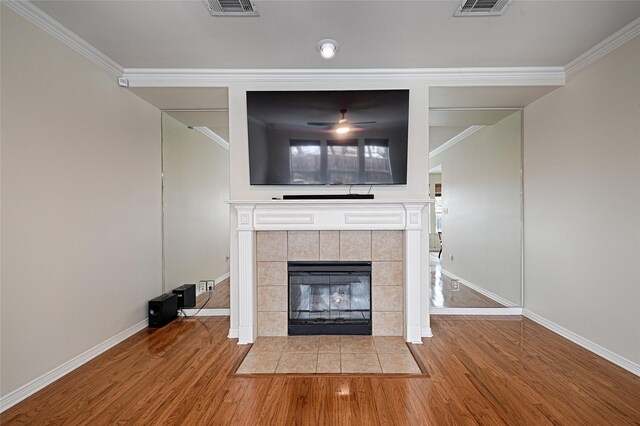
[203,0,258,16]
[454,0,511,16]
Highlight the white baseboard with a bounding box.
[180,308,230,317]
[0,319,148,413]
[431,307,523,315]
[196,271,230,296]
[421,327,433,337]
[216,272,230,283]
[228,328,239,339]
[523,309,640,377]
[441,269,517,307]
[189,272,230,315]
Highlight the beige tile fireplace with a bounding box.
[256,230,404,336]
[228,200,431,345]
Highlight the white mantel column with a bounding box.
[235,204,256,344]
[404,203,425,344]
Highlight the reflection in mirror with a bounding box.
[428,108,522,309]
[162,110,230,309]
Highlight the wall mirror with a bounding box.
[161,109,230,310]
[428,95,523,311]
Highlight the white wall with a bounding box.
[428,173,441,251]
[523,36,640,365]
[431,112,522,306]
[0,7,162,397]
[162,113,229,292]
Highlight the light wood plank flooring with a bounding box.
[430,253,505,308]
[3,316,639,424]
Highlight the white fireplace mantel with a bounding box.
[227,199,433,344]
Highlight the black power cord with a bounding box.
[180,285,214,318]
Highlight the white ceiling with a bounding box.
[32,1,640,69]
[429,109,517,127]
[130,88,228,110]
[429,86,558,109]
[428,109,520,150]
[429,126,468,151]
[164,110,230,141]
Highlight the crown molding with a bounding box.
[193,126,229,150]
[5,1,566,88]
[4,0,123,79]
[121,67,565,87]
[429,125,485,159]
[565,16,640,77]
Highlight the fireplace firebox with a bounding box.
[288,261,372,335]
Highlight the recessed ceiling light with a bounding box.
[317,39,339,59]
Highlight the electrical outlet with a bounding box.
[207,280,215,290]
[451,279,460,292]
[199,281,207,293]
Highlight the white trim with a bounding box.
[429,126,485,159]
[3,0,123,79]
[523,309,640,377]
[193,127,230,150]
[195,272,230,296]
[440,269,517,307]
[565,17,640,77]
[216,272,230,284]
[421,327,433,338]
[431,307,523,315]
[0,319,147,413]
[121,67,565,87]
[230,200,430,344]
[180,308,230,317]
[228,328,239,339]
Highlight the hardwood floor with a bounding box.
[194,278,230,309]
[3,316,639,425]
[429,254,505,308]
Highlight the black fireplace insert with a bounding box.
[288,261,372,335]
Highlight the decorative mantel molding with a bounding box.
[228,199,430,231]
[227,199,432,344]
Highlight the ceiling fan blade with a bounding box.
[307,121,335,126]
[351,121,377,125]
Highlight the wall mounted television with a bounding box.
[247,90,409,185]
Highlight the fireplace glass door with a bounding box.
[288,261,371,335]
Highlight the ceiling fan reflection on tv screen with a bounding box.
[246,90,409,186]
[307,108,377,135]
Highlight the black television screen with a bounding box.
[247,90,409,185]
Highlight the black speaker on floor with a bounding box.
[148,293,178,328]
[172,284,196,309]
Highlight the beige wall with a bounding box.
[431,112,522,306]
[1,7,162,396]
[162,113,230,292]
[523,36,640,364]
[428,173,441,251]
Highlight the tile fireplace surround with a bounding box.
[228,200,431,345]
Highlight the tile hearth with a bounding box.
[235,336,424,375]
